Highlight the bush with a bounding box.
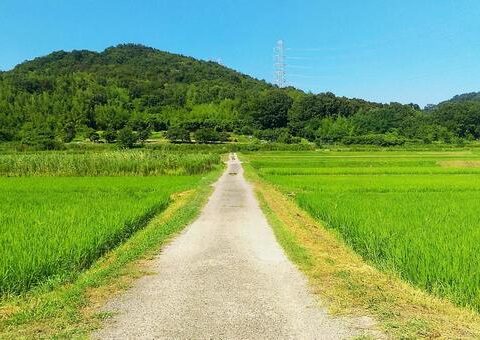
[0,129,14,142]
[103,129,117,143]
[19,123,64,150]
[315,117,354,144]
[137,127,152,144]
[194,128,221,144]
[254,128,298,144]
[342,133,406,146]
[165,126,191,143]
[88,131,100,143]
[62,122,76,143]
[117,127,138,148]
[239,125,254,136]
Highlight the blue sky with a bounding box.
[0,0,479,106]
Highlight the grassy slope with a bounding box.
[0,168,222,339]
[243,161,480,339]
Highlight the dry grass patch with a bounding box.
[438,160,480,168]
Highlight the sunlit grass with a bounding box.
[0,176,203,294]
[0,149,222,294]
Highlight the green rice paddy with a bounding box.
[246,150,480,311]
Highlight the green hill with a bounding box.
[0,43,478,148]
[0,44,273,143]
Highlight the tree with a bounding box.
[194,128,220,143]
[19,122,63,150]
[117,126,138,148]
[165,126,191,143]
[251,90,292,129]
[1,43,478,148]
[316,117,354,144]
[432,101,480,139]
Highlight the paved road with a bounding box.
[95,154,360,339]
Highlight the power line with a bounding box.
[274,40,286,87]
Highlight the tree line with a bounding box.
[0,44,479,149]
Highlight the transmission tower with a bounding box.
[274,39,286,87]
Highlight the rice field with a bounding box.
[0,150,221,294]
[246,149,480,311]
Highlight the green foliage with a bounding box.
[342,132,407,146]
[87,129,100,143]
[165,126,191,143]
[103,128,117,143]
[194,128,220,143]
[315,116,354,144]
[117,126,138,148]
[19,122,64,150]
[250,90,292,129]
[432,101,480,139]
[254,128,299,144]
[137,126,152,144]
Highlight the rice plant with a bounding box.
[0,148,222,294]
[246,149,480,311]
[0,176,202,294]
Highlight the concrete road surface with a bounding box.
[95,154,367,339]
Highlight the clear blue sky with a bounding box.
[1,0,479,106]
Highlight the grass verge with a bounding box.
[244,163,480,339]
[0,168,221,339]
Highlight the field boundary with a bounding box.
[243,163,480,338]
[0,168,222,339]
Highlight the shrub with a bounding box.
[342,133,406,146]
[165,126,191,143]
[117,127,138,148]
[194,128,221,143]
[88,131,100,143]
[137,126,152,144]
[103,129,117,143]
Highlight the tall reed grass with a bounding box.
[0,150,220,176]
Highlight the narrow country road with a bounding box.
[95,154,362,339]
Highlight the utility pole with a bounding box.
[274,39,286,88]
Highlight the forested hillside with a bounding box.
[0,43,479,149]
[443,92,480,103]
